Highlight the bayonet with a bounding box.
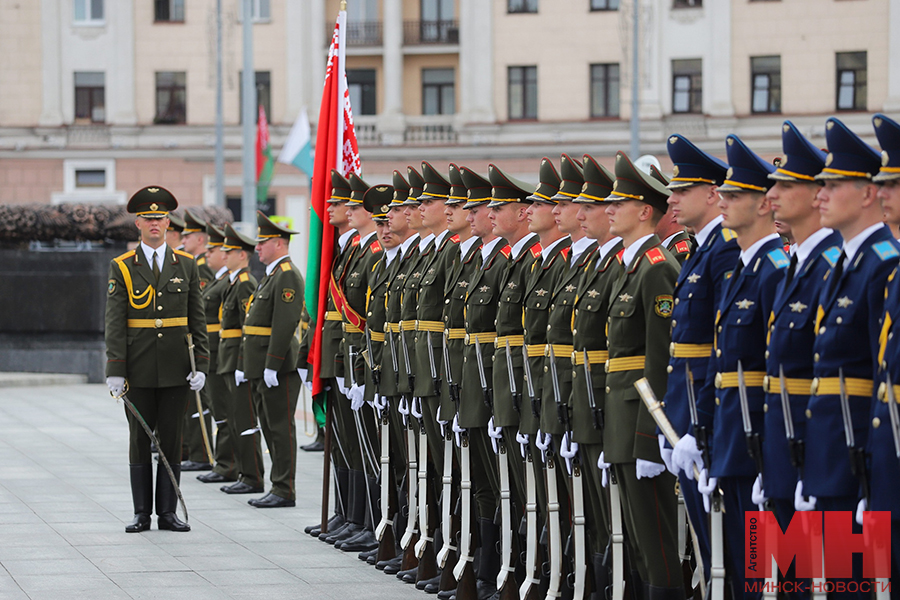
[548,345,568,435]
[779,365,804,473]
[427,331,441,396]
[400,327,415,392]
[686,361,709,469]
[365,328,380,389]
[442,331,459,409]
[886,373,900,465]
[839,368,869,503]
[505,339,520,413]
[474,337,492,408]
[522,345,540,418]
[737,361,765,486]
[387,327,400,384]
[346,345,357,387]
[584,350,603,431]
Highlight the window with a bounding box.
[155,71,187,124]
[508,66,537,120]
[53,159,126,204]
[419,0,457,42]
[672,59,702,114]
[347,69,377,116]
[836,51,867,111]
[750,56,780,114]
[227,195,274,220]
[422,69,455,115]
[508,0,537,13]
[73,0,103,23]
[239,71,272,122]
[590,0,619,10]
[672,0,701,7]
[74,72,105,123]
[238,0,270,21]
[155,0,185,22]
[590,63,620,118]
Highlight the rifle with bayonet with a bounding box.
[549,345,569,438]
[443,332,460,410]
[885,373,900,468]
[505,339,521,414]
[365,327,380,390]
[778,365,805,475]
[523,345,540,418]
[427,331,442,397]
[398,327,420,569]
[686,361,711,472]
[838,368,869,503]
[737,361,767,495]
[584,350,603,431]
[474,337,493,408]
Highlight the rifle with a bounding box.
[778,365,805,475]
[505,339,521,414]
[885,373,900,468]
[443,331,460,408]
[838,368,870,504]
[549,345,569,437]
[365,327,380,389]
[737,361,766,492]
[584,350,603,431]
[685,361,710,472]
[427,331,442,397]
[474,337,493,408]
[523,345,541,418]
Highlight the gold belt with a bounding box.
[715,371,766,389]
[811,377,873,397]
[877,382,900,403]
[495,335,525,348]
[543,344,573,358]
[670,342,713,358]
[370,331,385,342]
[385,322,400,333]
[325,311,342,321]
[400,321,417,332]
[763,376,813,395]
[465,331,497,346]
[243,326,272,336]
[206,323,221,333]
[127,317,188,329]
[220,329,242,339]
[524,344,546,358]
[606,355,646,373]
[573,350,609,366]
[446,328,466,340]
[416,320,444,332]
[342,322,363,334]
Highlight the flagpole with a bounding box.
[214,0,224,208]
[240,0,257,225]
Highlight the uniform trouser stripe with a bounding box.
[125,386,190,465]
[579,443,611,557]
[223,375,264,486]
[184,377,213,463]
[205,371,236,477]
[467,427,500,519]
[252,371,300,500]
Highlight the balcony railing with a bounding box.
[326,20,383,46]
[404,115,457,145]
[403,20,459,45]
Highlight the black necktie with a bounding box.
[785,253,798,286]
[830,250,847,291]
[152,253,160,281]
[732,258,744,280]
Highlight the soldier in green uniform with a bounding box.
[653,173,693,266]
[105,186,208,533]
[238,211,304,508]
[217,224,265,495]
[166,211,185,250]
[602,152,683,598]
[181,209,216,471]
[194,222,238,484]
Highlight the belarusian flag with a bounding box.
[256,105,275,204]
[306,8,361,396]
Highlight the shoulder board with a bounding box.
[500,245,512,259]
[674,240,690,254]
[239,272,249,282]
[197,256,206,265]
[450,234,461,244]
[767,248,790,269]
[280,262,292,272]
[560,247,570,259]
[529,243,542,258]
[174,249,194,259]
[721,228,737,242]
[872,240,899,261]
[114,249,136,262]
[351,235,361,247]
[645,247,666,265]
[616,249,625,263]
[370,240,382,253]
[821,246,841,267]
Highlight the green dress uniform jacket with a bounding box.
[340,232,383,383]
[105,246,210,386]
[604,236,679,463]
[664,230,693,265]
[414,233,459,398]
[239,258,304,377]
[399,240,431,395]
[203,270,230,370]
[363,252,393,401]
[316,231,357,380]
[381,241,418,397]
[521,239,571,436]
[196,252,215,291]
[458,240,510,429]
[492,235,542,428]
[216,268,256,374]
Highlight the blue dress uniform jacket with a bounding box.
[870,266,900,514]
[807,225,900,498]
[663,224,740,438]
[763,231,841,499]
[710,238,787,478]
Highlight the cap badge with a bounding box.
[783,124,790,132]
[874,117,883,128]
[827,120,835,130]
[726,168,734,179]
[148,188,159,193]
[376,186,388,192]
[727,137,734,146]
[149,203,159,211]
[669,136,678,145]
[825,153,834,167]
[672,165,680,177]
[612,181,619,190]
[380,204,390,213]
[581,183,589,192]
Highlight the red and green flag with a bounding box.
[256,105,275,205]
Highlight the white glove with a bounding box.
[263,368,279,389]
[186,371,206,392]
[794,480,817,511]
[436,406,448,439]
[234,370,247,386]
[534,430,552,464]
[636,459,666,480]
[297,367,313,391]
[672,434,703,481]
[698,468,718,514]
[337,377,349,396]
[515,431,530,459]
[452,414,465,447]
[106,376,125,397]
[598,451,611,488]
[855,498,867,526]
[658,434,677,475]
[559,432,579,475]
[373,393,387,414]
[751,474,768,508]
[349,384,366,411]
[487,417,503,454]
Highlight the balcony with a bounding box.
[327,20,383,46]
[404,20,459,45]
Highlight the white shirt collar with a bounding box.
[661,231,683,248]
[383,246,400,265]
[569,236,595,266]
[459,236,479,258]
[510,233,538,260]
[338,229,357,252]
[357,230,376,247]
[434,229,449,248]
[739,233,782,267]
[694,215,723,249]
[265,255,289,276]
[843,222,887,264]
[622,234,655,270]
[215,265,229,280]
[140,241,167,268]
[596,236,622,269]
[480,237,503,266]
[794,228,834,269]
[541,236,567,264]
[229,268,241,283]
[419,233,435,253]
[400,233,419,256]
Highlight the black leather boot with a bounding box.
[592,552,610,600]
[646,585,686,600]
[307,467,350,536]
[340,473,378,552]
[324,469,362,543]
[125,464,153,533]
[475,517,500,600]
[156,464,190,532]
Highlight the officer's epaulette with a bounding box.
[721,228,737,242]
[197,256,206,265]
[450,234,461,244]
[499,245,512,259]
[173,249,194,260]
[872,240,899,261]
[821,246,841,267]
[767,247,790,269]
[114,249,136,262]
[239,272,249,282]
[529,243,542,258]
[370,240,382,253]
[280,262,292,272]
[351,235,361,247]
[644,247,666,265]
[674,240,690,254]
[616,249,625,263]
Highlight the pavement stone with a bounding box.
[0,383,427,599]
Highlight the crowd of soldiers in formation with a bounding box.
[175,112,900,600]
